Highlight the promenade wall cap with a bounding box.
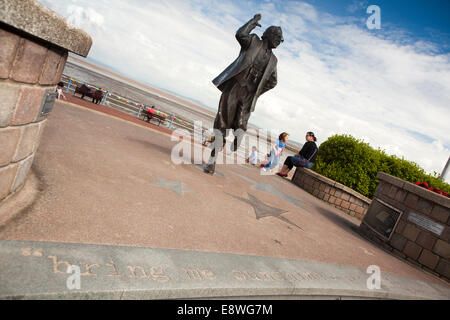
[376,172,405,189]
[377,172,450,209]
[0,0,92,57]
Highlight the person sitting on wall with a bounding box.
[261,132,289,171]
[276,131,318,177]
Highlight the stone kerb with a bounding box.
[291,167,371,220]
[359,172,450,282]
[0,0,91,208]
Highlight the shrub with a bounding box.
[312,134,450,199]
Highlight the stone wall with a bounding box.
[359,172,450,282]
[292,167,371,220]
[0,0,91,205]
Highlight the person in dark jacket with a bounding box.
[276,132,318,177]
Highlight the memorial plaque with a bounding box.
[363,198,402,240]
[407,211,444,236]
[40,92,57,116]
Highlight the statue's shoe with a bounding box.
[203,164,215,175]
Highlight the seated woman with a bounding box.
[261,132,289,171]
[276,131,318,177]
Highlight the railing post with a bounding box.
[168,115,174,129]
[101,90,109,105]
[66,78,72,92]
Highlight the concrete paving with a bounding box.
[0,99,449,299]
[1,239,449,299]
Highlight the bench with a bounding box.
[141,109,166,126]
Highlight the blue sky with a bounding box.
[39,0,450,181]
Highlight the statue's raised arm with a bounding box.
[235,14,262,49]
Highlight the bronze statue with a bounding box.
[204,14,283,174]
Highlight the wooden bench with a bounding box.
[141,109,166,126]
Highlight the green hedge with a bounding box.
[312,134,450,199]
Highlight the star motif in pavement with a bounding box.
[226,192,303,230]
[150,176,194,196]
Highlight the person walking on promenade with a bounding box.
[261,132,289,171]
[276,131,318,177]
[56,82,67,100]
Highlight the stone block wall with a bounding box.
[0,0,91,206]
[359,172,450,282]
[292,167,371,220]
[0,28,68,201]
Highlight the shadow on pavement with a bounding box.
[125,136,174,156]
[314,205,361,235]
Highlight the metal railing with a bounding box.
[60,74,197,134]
[59,74,290,162]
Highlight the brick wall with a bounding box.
[360,172,450,282]
[0,27,68,203]
[292,167,371,220]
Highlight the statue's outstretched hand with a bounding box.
[253,14,262,27]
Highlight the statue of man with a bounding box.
[204,14,283,174]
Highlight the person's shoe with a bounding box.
[203,163,215,175]
[276,172,287,177]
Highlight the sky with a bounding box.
[39,0,450,182]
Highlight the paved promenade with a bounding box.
[0,98,449,299]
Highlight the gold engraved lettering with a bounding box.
[244,271,262,281]
[32,249,43,257]
[303,272,316,280]
[127,265,148,278]
[105,261,122,277]
[21,248,32,256]
[202,269,216,280]
[311,272,323,280]
[328,274,338,280]
[150,267,171,283]
[184,268,203,280]
[293,272,307,281]
[47,255,71,274]
[284,272,299,282]
[270,271,284,281]
[183,268,215,281]
[80,263,101,276]
[257,272,273,281]
[232,270,246,281]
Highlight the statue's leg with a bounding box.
[204,81,238,174]
[204,129,224,174]
[231,90,252,153]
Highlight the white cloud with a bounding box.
[39,0,450,182]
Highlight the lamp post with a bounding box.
[440,156,450,182]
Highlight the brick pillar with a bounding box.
[0,0,91,204]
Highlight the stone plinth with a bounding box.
[0,0,91,206]
[292,167,371,220]
[359,172,450,282]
